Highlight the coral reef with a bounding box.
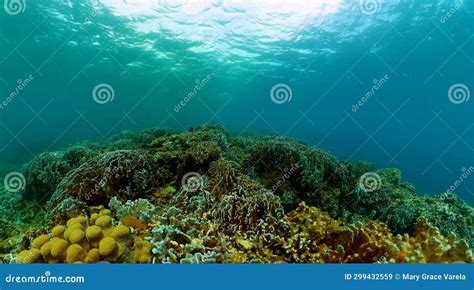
[49,150,160,208]
[2,125,473,264]
[21,146,97,202]
[108,197,157,222]
[15,206,152,263]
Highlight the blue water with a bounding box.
[0,0,473,204]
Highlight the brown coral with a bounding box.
[224,203,473,264]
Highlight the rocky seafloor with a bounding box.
[0,125,473,264]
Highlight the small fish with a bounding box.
[120,215,149,230]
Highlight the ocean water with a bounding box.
[0,0,472,205]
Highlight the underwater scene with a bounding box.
[0,0,473,265]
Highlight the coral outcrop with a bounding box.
[2,125,473,264]
[16,206,152,264]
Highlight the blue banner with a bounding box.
[0,264,472,290]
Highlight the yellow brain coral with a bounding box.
[31,235,49,249]
[16,206,148,264]
[51,225,66,238]
[112,225,130,239]
[69,229,86,244]
[99,237,117,256]
[95,215,112,228]
[66,244,86,264]
[50,238,69,258]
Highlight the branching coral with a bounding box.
[226,203,472,263]
[208,159,242,198]
[108,197,157,222]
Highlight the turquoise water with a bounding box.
[0,0,472,204]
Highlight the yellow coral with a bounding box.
[99,237,117,256]
[90,213,100,224]
[51,225,66,238]
[69,229,86,244]
[67,216,87,227]
[85,248,100,263]
[112,225,129,239]
[31,235,49,249]
[50,238,69,259]
[132,237,153,263]
[40,241,52,256]
[95,215,112,228]
[16,207,151,264]
[17,249,42,263]
[66,244,86,263]
[86,226,103,240]
[69,223,84,230]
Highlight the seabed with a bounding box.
[1,125,472,264]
